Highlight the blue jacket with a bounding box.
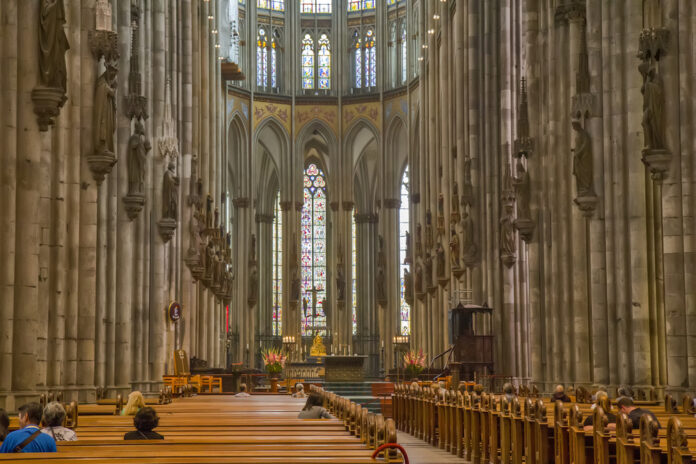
[0,426,57,453]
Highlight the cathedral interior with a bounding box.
[1,0,695,417]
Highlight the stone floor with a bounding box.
[397,431,467,464]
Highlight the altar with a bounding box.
[323,355,367,382]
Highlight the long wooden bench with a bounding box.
[0,392,403,463]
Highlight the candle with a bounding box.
[381,340,385,349]
[246,343,249,350]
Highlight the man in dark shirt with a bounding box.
[583,392,616,431]
[124,407,164,440]
[617,396,660,430]
[0,403,57,453]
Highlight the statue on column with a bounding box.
[187,210,202,261]
[404,231,412,265]
[461,206,478,264]
[514,157,531,220]
[415,257,424,294]
[425,210,434,251]
[248,264,258,306]
[205,241,215,280]
[404,268,414,305]
[436,240,446,278]
[375,235,387,305]
[571,118,595,197]
[336,265,346,302]
[94,62,118,156]
[415,224,423,258]
[249,234,257,263]
[206,194,213,227]
[127,120,151,195]
[424,252,433,289]
[640,63,666,150]
[39,0,70,92]
[162,161,179,220]
[449,226,460,268]
[500,202,516,264]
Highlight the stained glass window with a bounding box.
[365,29,376,87]
[258,0,284,10]
[348,0,375,11]
[352,31,362,89]
[399,166,411,335]
[301,34,314,89]
[351,213,358,335]
[301,163,328,336]
[401,22,407,84]
[256,28,268,87]
[272,192,283,336]
[318,34,331,90]
[301,0,331,13]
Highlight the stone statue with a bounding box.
[206,194,213,227]
[127,120,151,195]
[640,64,666,150]
[437,194,445,230]
[571,119,594,197]
[449,228,460,267]
[94,62,118,156]
[39,0,70,92]
[424,252,433,289]
[436,241,445,278]
[291,266,301,302]
[461,207,478,262]
[336,265,346,302]
[425,211,433,250]
[451,182,460,216]
[205,241,215,279]
[514,158,531,219]
[415,257,424,293]
[162,161,179,220]
[213,250,223,287]
[404,268,413,302]
[404,231,412,264]
[187,210,201,260]
[500,203,516,257]
[415,224,423,257]
[249,234,257,263]
[248,264,258,304]
[375,236,387,304]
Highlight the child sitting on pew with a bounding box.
[124,407,164,440]
[121,391,146,416]
[298,393,333,419]
[41,402,77,441]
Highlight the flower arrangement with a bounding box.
[262,348,287,376]
[403,349,426,379]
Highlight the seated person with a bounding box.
[0,403,57,453]
[124,407,164,440]
[41,402,77,441]
[298,393,333,419]
[583,392,616,431]
[502,382,516,403]
[0,409,8,441]
[551,385,571,403]
[121,391,146,416]
[234,383,251,397]
[617,396,660,430]
[617,385,634,399]
[292,383,306,399]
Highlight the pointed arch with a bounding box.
[228,112,250,199]
[346,120,380,214]
[253,116,291,202]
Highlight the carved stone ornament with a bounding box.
[514,78,534,158]
[158,81,178,160]
[31,87,67,131]
[157,218,177,243]
[573,196,599,218]
[122,193,145,220]
[571,118,597,216]
[89,30,119,63]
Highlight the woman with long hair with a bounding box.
[297,393,332,419]
[121,391,146,416]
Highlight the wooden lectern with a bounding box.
[448,304,494,387]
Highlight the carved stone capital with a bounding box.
[573,195,598,218]
[555,1,585,24]
[31,86,67,131]
[294,201,303,211]
[500,253,516,268]
[279,200,292,211]
[122,193,145,220]
[329,201,339,212]
[638,27,670,62]
[642,148,672,180]
[383,198,401,209]
[86,150,117,185]
[255,213,274,224]
[232,197,250,208]
[157,218,177,243]
[88,30,119,63]
[514,218,536,242]
[513,136,534,159]
[354,213,378,224]
[342,201,355,211]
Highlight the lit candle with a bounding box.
[246,343,249,350]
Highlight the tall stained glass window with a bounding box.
[318,34,331,89]
[400,22,407,84]
[272,192,283,336]
[301,34,314,89]
[352,31,362,88]
[365,29,376,87]
[351,214,358,335]
[301,0,331,14]
[399,166,411,335]
[270,36,277,88]
[256,28,268,87]
[348,0,375,11]
[258,0,284,10]
[301,163,327,336]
